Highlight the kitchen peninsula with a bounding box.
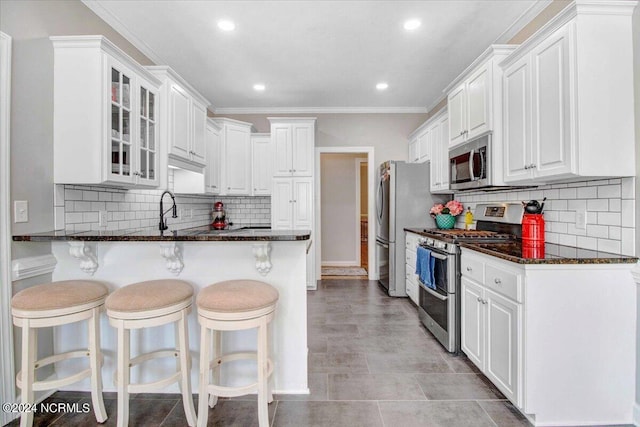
[12,227,312,395]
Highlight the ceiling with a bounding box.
[84,0,547,113]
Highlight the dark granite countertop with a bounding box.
[13,226,311,242]
[460,241,637,265]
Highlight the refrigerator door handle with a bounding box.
[376,178,384,223]
[376,239,389,249]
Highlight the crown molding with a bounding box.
[493,0,554,44]
[213,106,428,115]
[81,0,166,65]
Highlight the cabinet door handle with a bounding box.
[530,163,536,169]
[494,278,501,284]
[459,131,465,136]
[524,165,530,170]
[476,296,482,302]
[292,169,296,172]
[227,187,231,190]
[466,266,472,272]
[289,169,293,172]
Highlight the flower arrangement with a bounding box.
[430,200,464,217]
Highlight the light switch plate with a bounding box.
[576,209,587,230]
[14,200,28,223]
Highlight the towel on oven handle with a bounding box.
[416,246,436,290]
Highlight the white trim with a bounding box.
[0,31,15,426]
[80,0,166,65]
[630,262,640,285]
[315,147,376,282]
[355,157,367,267]
[633,402,640,427]
[321,261,359,268]
[11,255,57,281]
[492,0,554,44]
[215,107,427,115]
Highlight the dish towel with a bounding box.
[416,246,436,290]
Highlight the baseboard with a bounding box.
[633,402,640,426]
[321,261,358,267]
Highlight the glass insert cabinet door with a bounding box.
[138,81,158,184]
[110,62,132,181]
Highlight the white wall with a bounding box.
[633,0,640,416]
[320,153,363,266]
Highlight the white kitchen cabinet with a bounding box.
[271,118,315,177]
[429,112,451,193]
[444,45,516,148]
[205,120,222,194]
[407,122,430,165]
[461,252,522,406]
[51,36,161,187]
[146,66,210,173]
[501,1,636,183]
[272,177,313,230]
[404,231,421,305]
[212,118,253,196]
[407,137,419,163]
[417,128,430,163]
[251,133,273,196]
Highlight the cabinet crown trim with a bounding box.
[499,0,637,68]
[211,117,255,129]
[206,118,222,131]
[146,65,211,107]
[443,44,518,94]
[267,117,317,124]
[50,35,161,86]
[408,108,447,139]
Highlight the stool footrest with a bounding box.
[130,349,179,367]
[128,372,182,394]
[16,350,99,391]
[113,349,186,393]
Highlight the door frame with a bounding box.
[0,31,15,423]
[354,157,367,267]
[315,146,376,281]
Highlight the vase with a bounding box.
[435,213,456,229]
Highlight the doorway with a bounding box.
[314,147,375,283]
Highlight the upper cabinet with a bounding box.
[501,1,636,184]
[51,36,162,187]
[212,118,254,196]
[271,118,315,177]
[251,133,273,196]
[146,66,210,173]
[205,119,222,194]
[444,45,517,148]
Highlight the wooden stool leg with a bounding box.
[19,320,36,427]
[116,321,130,427]
[208,330,221,408]
[88,307,107,422]
[178,310,196,426]
[257,319,269,427]
[197,322,211,427]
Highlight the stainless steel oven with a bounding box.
[416,239,459,353]
[449,134,491,191]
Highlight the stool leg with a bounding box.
[178,310,196,426]
[116,321,130,427]
[19,320,36,427]
[266,323,273,404]
[257,319,269,427]
[197,322,211,427]
[88,307,107,423]
[208,330,221,408]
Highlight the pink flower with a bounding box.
[429,204,444,215]
[430,200,464,217]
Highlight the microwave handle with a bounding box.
[480,148,485,180]
[468,148,475,181]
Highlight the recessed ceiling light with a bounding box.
[376,82,389,90]
[404,19,421,31]
[253,84,266,91]
[218,20,236,31]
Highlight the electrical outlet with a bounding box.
[576,209,587,230]
[99,210,108,227]
[14,200,28,223]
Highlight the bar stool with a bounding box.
[11,280,109,427]
[105,279,197,427]
[197,280,279,427]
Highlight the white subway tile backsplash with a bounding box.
[567,200,586,211]
[557,234,577,247]
[608,226,621,240]
[98,192,112,202]
[558,188,577,199]
[621,178,635,199]
[597,185,621,198]
[621,228,636,256]
[576,236,598,250]
[586,199,608,211]
[609,199,621,212]
[621,200,635,227]
[576,186,597,199]
[597,238,621,254]
[586,224,608,239]
[597,212,620,226]
[82,191,98,201]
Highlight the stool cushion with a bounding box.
[12,280,108,312]
[197,280,279,313]
[106,279,193,313]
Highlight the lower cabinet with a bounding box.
[404,232,421,304]
[460,251,522,407]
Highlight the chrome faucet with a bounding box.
[159,190,177,231]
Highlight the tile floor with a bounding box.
[5,279,532,427]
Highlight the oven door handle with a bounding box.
[419,281,448,301]
[418,246,449,260]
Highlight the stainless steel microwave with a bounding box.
[449,135,492,191]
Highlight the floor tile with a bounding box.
[439,354,482,374]
[326,334,438,354]
[162,398,276,427]
[378,400,496,427]
[272,401,383,427]
[307,324,359,339]
[275,373,328,401]
[478,400,533,426]
[328,373,426,401]
[415,373,505,400]
[50,398,118,426]
[308,353,369,374]
[366,353,453,374]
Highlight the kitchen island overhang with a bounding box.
[12,228,312,395]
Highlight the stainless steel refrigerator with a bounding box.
[375,161,449,297]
